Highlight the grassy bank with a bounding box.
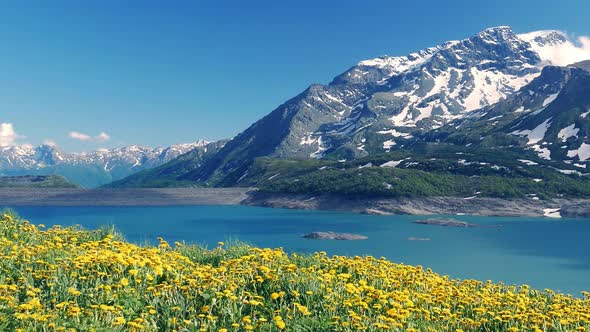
[0,212,589,331]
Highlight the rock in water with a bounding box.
[414,218,478,227]
[363,209,393,216]
[303,232,368,240]
[407,237,431,241]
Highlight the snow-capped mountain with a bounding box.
[144,26,586,185]
[110,26,590,186]
[311,27,570,157]
[0,140,217,187]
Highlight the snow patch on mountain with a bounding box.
[567,143,590,161]
[310,137,328,159]
[510,118,552,145]
[380,159,407,168]
[532,144,551,160]
[558,124,579,142]
[383,140,396,150]
[542,93,559,107]
[518,159,538,166]
[300,134,319,146]
[377,129,413,138]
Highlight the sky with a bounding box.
[1,0,589,152]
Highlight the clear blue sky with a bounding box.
[1,0,589,151]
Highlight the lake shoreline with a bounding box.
[0,188,253,206]
[2,188,590,217]
[243,192,590,218]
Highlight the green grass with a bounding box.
[1,211,589,331]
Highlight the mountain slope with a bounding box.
[235,65,590,199]
[0,140,219,188]
[114,26,590,191]
[426,65,590,163]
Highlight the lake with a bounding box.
[4,205,590,295]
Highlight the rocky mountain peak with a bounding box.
[519,30,568,47]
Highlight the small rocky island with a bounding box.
[303,232,368,240]
[407,237,431,241]
[414,218,479,227]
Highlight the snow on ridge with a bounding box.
[353,26,551,128]
[518,30,567,45]
[358,26,521,75]
[0,141,207,172]
[357,47,440,73]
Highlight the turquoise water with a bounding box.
[5,205,590,295]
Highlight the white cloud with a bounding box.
[43,139,57,147]
[0,123,21,147]
[69,131,92,141]
[96,132,110,141]
[68,131,110,142]
[538,35,590,66]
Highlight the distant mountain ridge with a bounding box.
[0,140,224,187]
[107,26,590,195]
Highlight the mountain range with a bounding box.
[108,26,590,196]
[0,140,225,188]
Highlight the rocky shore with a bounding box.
[0,188,254,206]
[2,188,590,218]
[414,218,480,227]
[243,192,590,218]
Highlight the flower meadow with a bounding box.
[0,212,589,331]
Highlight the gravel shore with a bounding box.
[242,192,590,218]
[0,188,254,206]
[2,188,590,218]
